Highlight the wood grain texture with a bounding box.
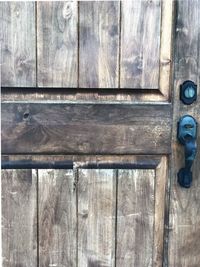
[1,169,37,267]
[38,169,76,267]
[168,1,200,266]
[2,155,162,171]
[1,158,167,266]
[1,102,172,155]
[37,1,78,87]
[1,1,174,102]
[116,169,155,267]
[159,0,173,98]
[120,0,161,89]
[0,2,36,87]
[79,1,119,88]
[154,156,168,267]
[168,173,200,267]
[77,169,116,267]
[1,87,169,102]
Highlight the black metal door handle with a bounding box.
[177,115,198,188]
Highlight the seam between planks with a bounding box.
[35,2,38,88]
[75,168,79,267]
[114,169,119,267]
[77,1,80,89]
[118,1,122,89]
[36,169,39,267]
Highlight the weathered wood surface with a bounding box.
[153,156,168,267]
[1,102,172,154]
[1,156,167,266]
[115,157,167,267]
[77,169,116,267]
[1,87,169,102]
[168,0,200,266]
[0,2,36,87]
[79,1,119,88]
[159,0,173,98]
[116,169,155,267]
[37,1,78,87]
[38,169,76,267]
[1,1,173,100]
[1,169,37,267]
[120,0,161,89]
[2,154,161,164]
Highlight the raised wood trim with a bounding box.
[2,155,162,169]
[154,156,168,266]
[159,0,174,99]
[1,156,162,170]
[1,86,168,102]
[2,102,172,155]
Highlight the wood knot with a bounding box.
[135,55,143,70]
[22,110,31,122]
[62,2,72,20]
[23,112,30,120]
[14,5,20,17]
[80,210,88,219]
[161,58,171,66]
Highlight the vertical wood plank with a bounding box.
[2,169,37,267]
[78,169,116,267]
[168,0,200,266]
[116,169,155,267]
[0,2,36,87]
[120,0,161,89]
[79,1,119,88]
[38,169,76,267]
[154,157,168,267]
[168,176,200,267]
[37,1,78,87]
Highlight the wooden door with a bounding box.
[1,1,199,267]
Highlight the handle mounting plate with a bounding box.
[178,115,197,144]
[177,115,197,188]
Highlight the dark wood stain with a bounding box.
[2,1,199,267]
[79,1,119,88]
[2,103,172,155]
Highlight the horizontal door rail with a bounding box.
[2,102,171,155]
[1,160,73,169]
[1,87,161,94]
[1,160,157,170]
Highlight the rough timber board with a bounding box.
[2,102,172,155]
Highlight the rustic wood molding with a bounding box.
[1,155,164,170]
[159,0,174,99]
